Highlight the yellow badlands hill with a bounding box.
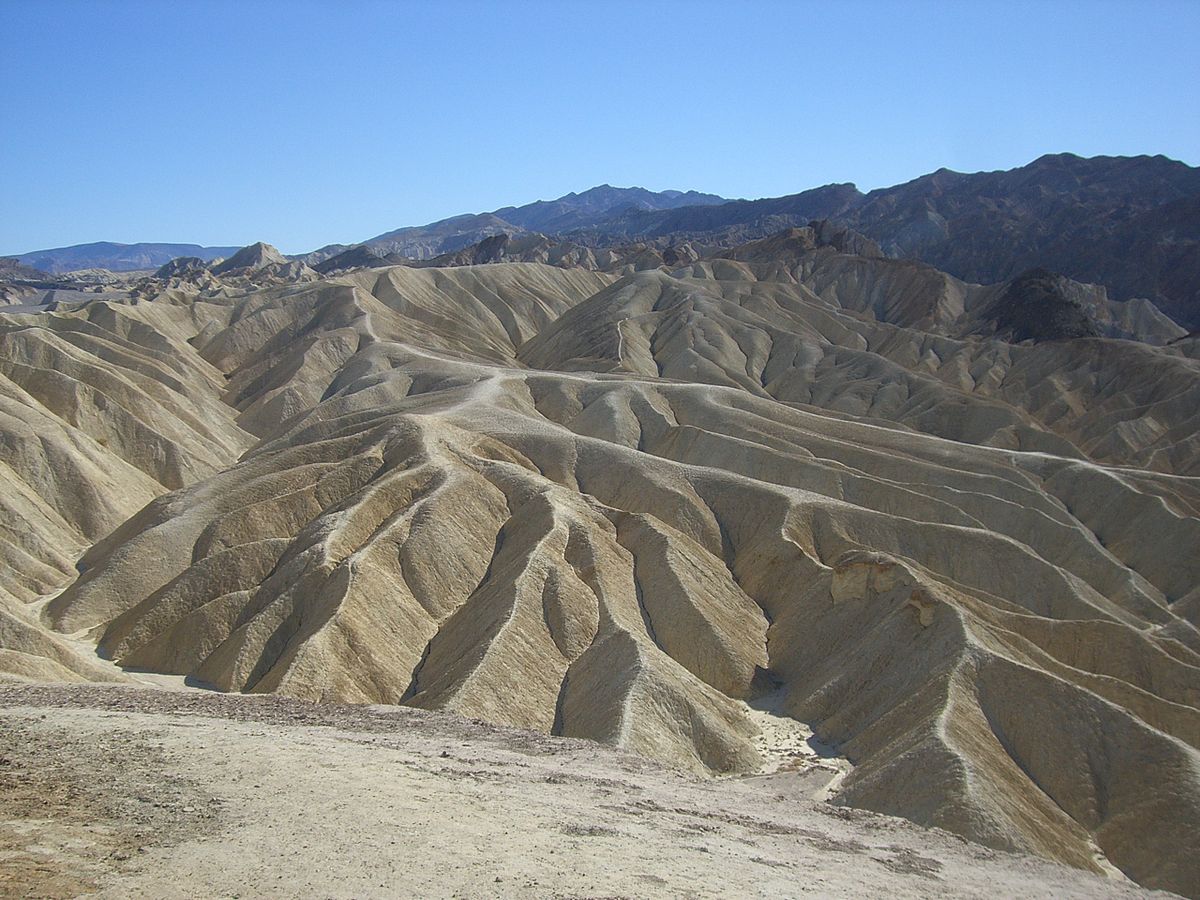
[1,242,1198,895]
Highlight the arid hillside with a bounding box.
[2,232,1198,896]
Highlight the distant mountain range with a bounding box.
[343,155,1200,328]
[14,242,239,275]
[13,154,1200,327]
[329,185,729,263]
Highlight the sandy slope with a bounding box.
[0,684,1161,900]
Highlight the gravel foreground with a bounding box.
[0,683,1165,899]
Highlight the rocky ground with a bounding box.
[0,683,1163,899]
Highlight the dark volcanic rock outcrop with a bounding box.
[986,268,1103,342]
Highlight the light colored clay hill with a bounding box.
[522,265,1199,472]
[2,241,1199,895]
[0,299,252,609]
[210,241,287,274]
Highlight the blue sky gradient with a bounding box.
[3,0,1198,254]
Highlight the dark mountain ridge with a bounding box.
[840,153,1200,326]
[559,182,864,243]
[493,184,726,232]
[353,185,729,260]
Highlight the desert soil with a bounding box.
[0,683,1160,899]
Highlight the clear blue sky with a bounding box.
[2,0,1197,255]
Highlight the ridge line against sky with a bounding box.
[2,0,1198,255]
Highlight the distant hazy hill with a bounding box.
[16,242,239,274]
[492,184,726,232]
[360,213,523,261]
[354,185,728,259]
[0,256,51,280]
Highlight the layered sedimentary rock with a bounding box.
[3,239,1198,894]
[0,298,251,607]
